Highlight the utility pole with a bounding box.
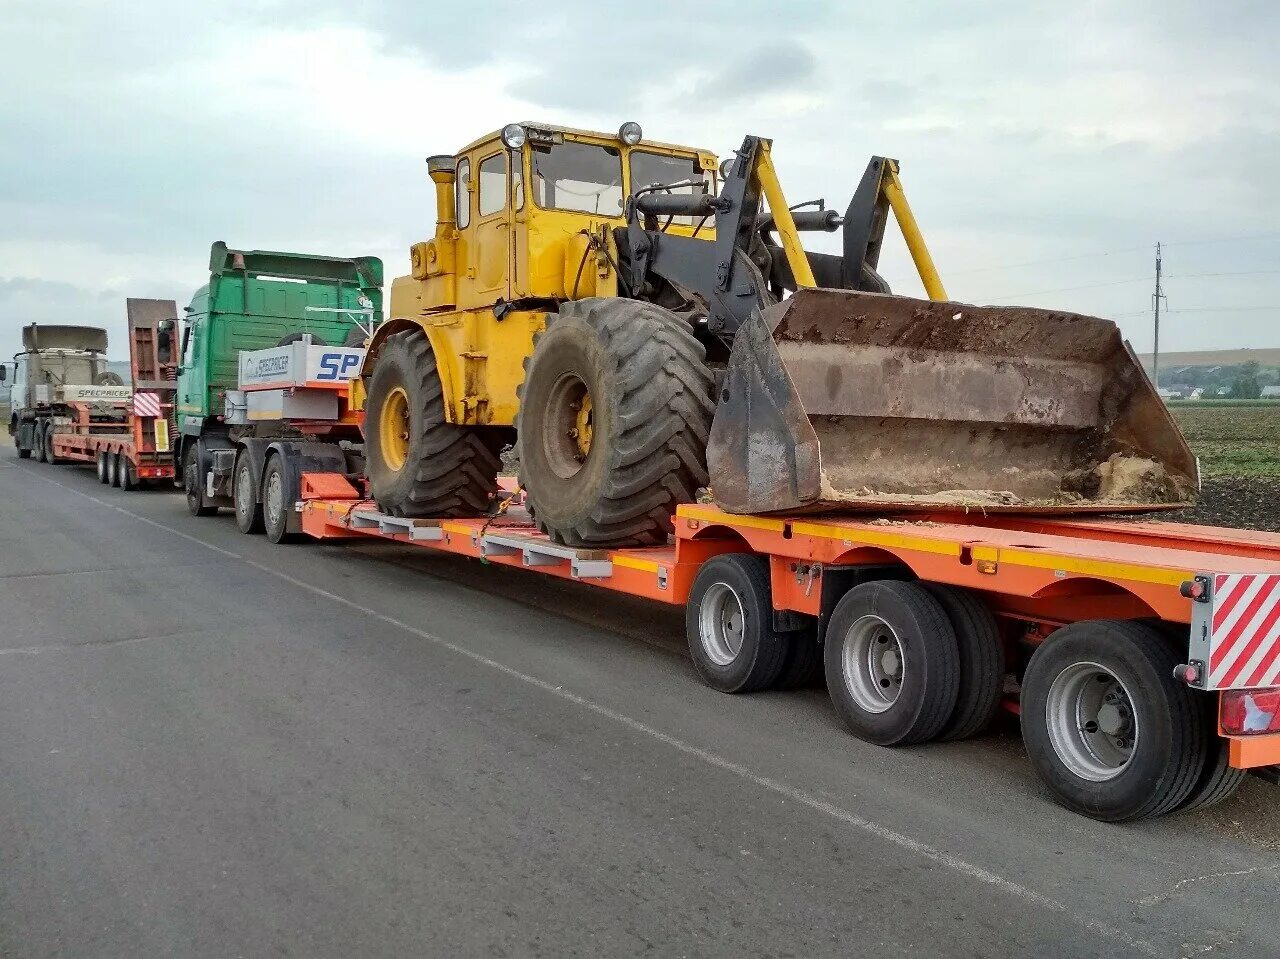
[1152,242,1166,387]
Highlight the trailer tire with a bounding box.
[925,585,1005,740]
[518,298,714,548]
[1176,708,1247,814]
[16,427,31,459]
[1021,620,1207,822]
[119,455,135,492]
[686,554,788,693]
[824,581,960,746]
[35,423,50,463]
[108,452,120,487]
[365,329,503,519]
[774,629,825,690]
[262,454,296,544]
[234,454,265,534]
[183,444,217,517]
[96,451,109,483]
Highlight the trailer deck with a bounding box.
[298,475,1280,774]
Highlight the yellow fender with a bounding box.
[359,317,464,425]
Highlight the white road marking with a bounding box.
[15,464,1162,957]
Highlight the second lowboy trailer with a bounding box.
[43,299,179,489]
[223,435,1280,823]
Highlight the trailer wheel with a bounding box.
[35,423,49,463]
[96,451,109,483]
[108,452,120,487]
[774,628,825,690]
[119,455,136,492]
[183,445,217,517]
[925,585,1005,740]
[824,581,960,746]
[262,455,296,544]
[234,454,265,534]
[15,426,31,459]
[686,554,788,693]
[1021,620,1207,822]
[1176,707,1247,813]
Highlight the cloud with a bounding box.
[0,0,1277,360]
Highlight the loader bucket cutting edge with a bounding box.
[706,288,1199,516]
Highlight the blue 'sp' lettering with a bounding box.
[317,353,341,380]
[339,353,361,377]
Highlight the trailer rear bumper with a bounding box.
[1229,734,1280,769]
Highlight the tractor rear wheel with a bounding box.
[517,298,715,548]
[365,329,504,518]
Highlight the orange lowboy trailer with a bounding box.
[287,468,1280,824]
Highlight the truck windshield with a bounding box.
[531,142,624,216]
[629,151,713,226]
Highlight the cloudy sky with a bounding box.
[2,0,1277,361]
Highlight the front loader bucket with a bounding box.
[707,288,1198,515]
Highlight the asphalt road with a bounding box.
[1,447,1277,959]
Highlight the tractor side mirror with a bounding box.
[180,325,191,360]
[0,364,7,382]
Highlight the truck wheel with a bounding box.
[824,581,960,746]
[518,298,715,548]
[925,585,1005,740]
[365,329,503,518]
[686,554,788,693]
[35,424,49,463]
[108,452,121,487]
[1021,620,1207,822]
[15,427,30,459]
[262,455,297,544]
[96,451,108,483]
[183,445,218,517]
[234,454,265,534]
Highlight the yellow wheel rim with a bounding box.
[575,393,593,458]
[379,385,411,471]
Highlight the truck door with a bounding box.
[457,150,512,310]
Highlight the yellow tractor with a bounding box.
[358,121,1197,547]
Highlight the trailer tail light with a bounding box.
[1220,688,1280,736]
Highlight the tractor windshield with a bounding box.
[629,151,713,226]
[531,141,624,216]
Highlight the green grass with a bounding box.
[1169,404,1280,478]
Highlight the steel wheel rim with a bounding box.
[1045,661,1139,782]
[841,614,905,714]
[236,463,253,519]
[543,372,592,479]
[699,582,746,666]
[265,470,284,529]
[379,386,411,471]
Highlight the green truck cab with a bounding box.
[177,242,383,518]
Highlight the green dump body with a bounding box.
[176,241,384,426]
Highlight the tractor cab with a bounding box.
[400,122,719,315]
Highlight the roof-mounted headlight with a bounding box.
[718,157,735,179]
[501,123,527,149]
[618,121,643,146]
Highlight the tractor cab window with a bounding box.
[531,141,624,216]
[478,153,507,217]
[629,151,714,226]
[456,158,471,228]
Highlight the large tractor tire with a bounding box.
[365,329,504,518]
[517,299,715,548]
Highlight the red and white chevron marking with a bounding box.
[132,392,162,418]
[1209,573,1280,689]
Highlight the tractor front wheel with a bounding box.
[364,329,504,518]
